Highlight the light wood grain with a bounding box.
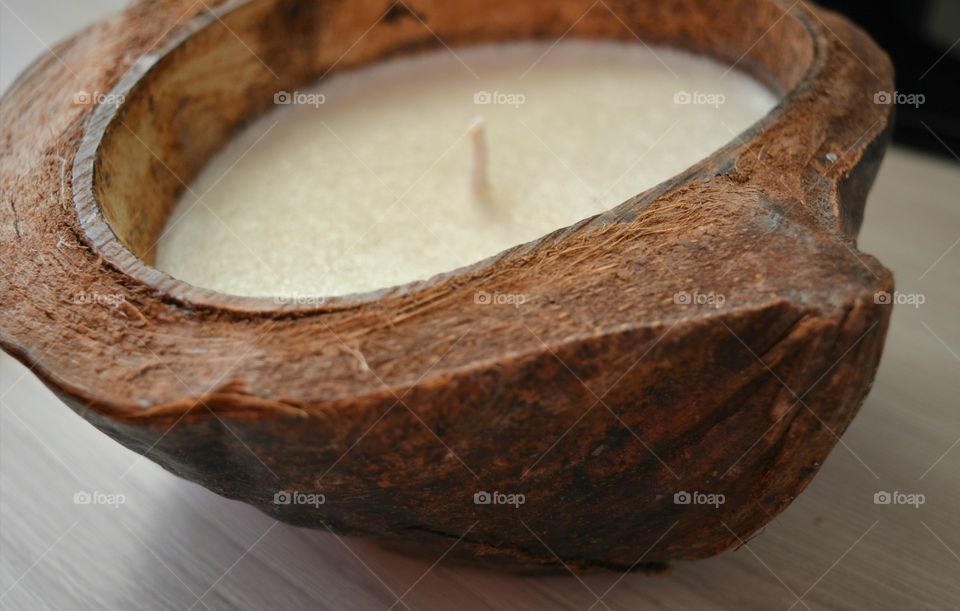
[2,1,959,608]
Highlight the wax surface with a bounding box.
[155,41,778,298]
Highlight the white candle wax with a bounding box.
[155,41,778,298]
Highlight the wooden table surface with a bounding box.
[2,2,959,609]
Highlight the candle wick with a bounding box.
[468,116,490,198]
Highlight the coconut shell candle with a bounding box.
[0,0,894,572]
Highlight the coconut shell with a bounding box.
[0,0,894,571]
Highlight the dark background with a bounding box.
[820,0,959,159]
